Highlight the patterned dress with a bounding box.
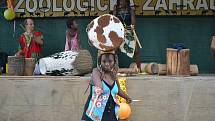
[82,80,119,121]
[19,31,43,62]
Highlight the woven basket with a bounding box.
[24,58,35,76]
[73,49,93,75]
[87,14,125,51]
[8,56,25,76]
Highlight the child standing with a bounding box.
[65,18,80,51]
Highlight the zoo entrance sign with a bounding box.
[14,0,215,17]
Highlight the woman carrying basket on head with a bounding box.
[82,14,132,121]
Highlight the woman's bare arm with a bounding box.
[92,68,103,89]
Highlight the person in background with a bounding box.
[81,50,132,121]
[211,36,215,59]
[17,18,44,62]
[65,18,80,51]
[113,0,142,72]
[16,18,44,75]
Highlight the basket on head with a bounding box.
[73,49,93,75]
[86,14,125,51]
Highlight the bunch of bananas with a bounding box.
[117,77,128,103]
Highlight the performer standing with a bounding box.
[65,18,80,52]
[17,18,44,62]
[82,14,132,121]
[113,0,142,72]
[81,51,132,121]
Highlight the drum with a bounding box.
[158,64,167,75]
[190,64,199,76]
[39,51,78,76]
[73,49,93,75]
[24,58,35,76]
[8,56,25,76]
[86,14,125,51]
[145,63,158,74]
[129,62,139,72]
[167,48,190,76]
[129,62,147,73]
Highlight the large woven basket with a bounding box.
[86,14,125,51]
[24,58,35,76]
[73,49,93,75]
[8,56,25,76]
